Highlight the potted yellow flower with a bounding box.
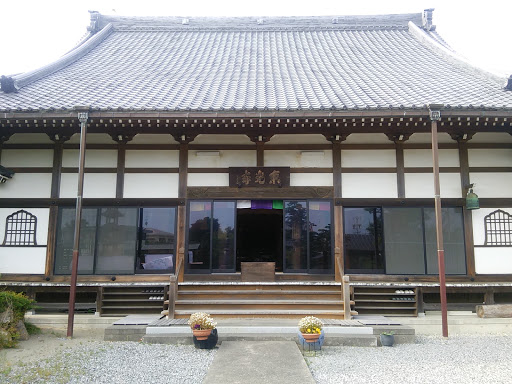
[188,312,217,341]
[298,316,323,343]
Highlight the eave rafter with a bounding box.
[0,113,511,139]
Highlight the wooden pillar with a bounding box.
[396,143,406,198]
[329,135,346,282]
[116,144,126,198]
[456,137,476,277]
[46,135,68,278]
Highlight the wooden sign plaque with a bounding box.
[229,167,290,188]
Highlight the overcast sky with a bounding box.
[1,0,510,78]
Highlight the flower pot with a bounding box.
[192,329,212,341]
[380,334,395,347]
[301,333,321,343]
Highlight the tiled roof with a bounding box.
[1,12,511,112]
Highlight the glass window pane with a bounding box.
[212,201,236,271]
[137,208,176,273]
[54,208,96,275]
[383,208,425,274]
[284,201,307,270]
[309,201,332,270]
[188,201,212,271]
[425,207,466,274]
[344,207,384,272]
[95,208,138,274]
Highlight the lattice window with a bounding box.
[2,210,37,246]
[484,209,512,246]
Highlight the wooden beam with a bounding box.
[45,205,58,277]
[179,143,188,199]
[396,143,405,198]
[256,142,264,166]
[116,144,126,199]
[188,186,333,199]
[458,141,476,277]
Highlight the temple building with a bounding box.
[1,9,512,318]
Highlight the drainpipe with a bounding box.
[429,104,448,338]
[67,106,89,338]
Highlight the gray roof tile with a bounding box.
[1,14,511,112]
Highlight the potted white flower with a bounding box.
[188,312,217,341]
[298,316,323,343]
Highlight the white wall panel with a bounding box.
[60,173,117,198]
[0,208,49,246]
[475,248,512,274]
[469,173,512,198]
[342,173,397,198]
[0,173,52,198]
[0,248,46,274]
[2,149,54,167]
[471,132,512,143]
[404,173,461,198]
[468,149,512,167]
[189,150,256,168]
[290,173,333,186]
[471,208,512,245]
[129,134,178,144]
[62,149,118,168]
[68,133,115,144]
[188,173,229,187]
[268,134,329,144]
[125,150,179,168]
[265,150,332,167]
[341,150,396,167]
[5,133,53,144]
[124,173,179,198]
[407,132,452,143]
[193,134,253,144]
[404,149,459,167]
[343,133,389,144]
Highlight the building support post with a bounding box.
[429,105,448,338]
[67,107,89,338]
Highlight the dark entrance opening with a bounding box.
[236,209,283,272]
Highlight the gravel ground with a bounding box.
[0,341,216,384]
[307,334,512,384]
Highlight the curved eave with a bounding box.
[0,24,114,93]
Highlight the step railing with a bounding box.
[165,247,184,318]
[336,250,352,320]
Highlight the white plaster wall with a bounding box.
[124,173,179,198]
[342,173,397,198]
[1,149,53,167]
[5,133,53,144]
[290,173,333,186]
[193,134,253,144]
[188,173,229,187]
[407,132,453,144]
[125,150,179,168]
[404,149,459,167]
[68,133,115,144]
[0,208,50,246]
[60,173,117,198]
[475,248,512,274]
[189,150,256,168]
[341,150,396,167]
[0,173,52,198]
[404,173,461,198]
[471,208,512,245]
[343,133,389,144]
[129,134,178,144]
[469,173,512,198]
[468,149,512,167]
[265,150,333,167]
[62,149,118,168]
[471,132,512,143]
[268,134,329,144]
[0,248,47,274]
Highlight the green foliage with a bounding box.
[381,331,395,336]
[0,291,35,348]
[23,321,41,335]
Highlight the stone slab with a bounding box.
[112,315,161,325]
[145,325,373,335]
[203,341,315,384]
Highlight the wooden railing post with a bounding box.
[343,275,351,320]
[168,275,177,319]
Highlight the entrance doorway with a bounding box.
[236,209,283,272]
